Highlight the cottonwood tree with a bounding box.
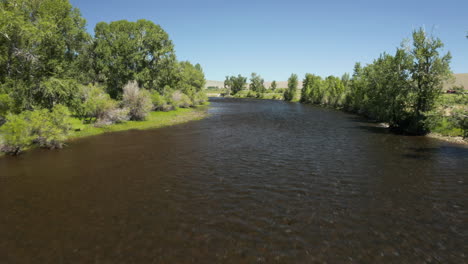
[408,28,452,133]
[0,0,89,110]
[93,19,175,97]
[227,75,247,95]
[301,74,322,104]
[284,74,298,101]
[249,73,265,94]
[270,81,277,90]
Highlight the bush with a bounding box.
[150,91,166,111]
[192,91,208,105]
[0,113,34,155]
[95,108,130,127]
[78,84,117,121]
[0,105,73,154]
[29,105,73,149]
[451,108,468,139]
[122,81,153,120]
[246,91,257,98]
[170,90,192,108]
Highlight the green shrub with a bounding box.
[170,90,193,108]
[451,108,468,139]
[0,105,74,154]
[122,81,153,120]
[192,91,208,105]
[246,91,257,98]
[151,91,165,110]
[28,105,73,149]
[0,113,34,155]
[77,84,117,121]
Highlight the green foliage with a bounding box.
[178,61,206,94]
[249,73,265,94]
[407,28,452,133]
[451,108,468,138]
[191,91,208,106]
[29,105,73,149]
[0,105,72,154]
[2,77,81,111]
[35,78,81,110]
[342,28,452,134]
[341,73,350,89]
[226,75,247,95]
[76,84,117,121]
[0,93,13,122]
[92,19,175,97]
[150,91,166,111]
[284,74,298,101]
[0,0,89,108]
[427,94,468,138]
[122,81,153,120]
[270,81,277,90]
[0,113,33,155]
[169,90,192,108]
[0,0,209,155]
[301,74,323,104]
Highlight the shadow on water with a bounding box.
[404,146,468,159]
[353,125,390,135]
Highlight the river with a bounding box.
[1,97,467,263]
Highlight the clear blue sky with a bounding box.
[71,0,467,81]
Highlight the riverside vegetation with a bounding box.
[1,1,466,156]
[223,29,467,140]
[0,0,208,155]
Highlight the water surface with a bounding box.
[1,98,467,263]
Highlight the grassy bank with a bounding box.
[427,94,467,138]
[69,106,209,140]
[231,90,300,101]
[0,105,209,157]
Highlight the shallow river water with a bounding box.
[1,98,467,263]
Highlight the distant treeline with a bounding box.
[0,0,207,154]
[225,28,467,136]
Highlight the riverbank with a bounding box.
[0,105,209,157]
[69,105,209,139]
[225,94,468,144]
[427,133,468,145]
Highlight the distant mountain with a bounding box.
[206,73,468,90]
[445,73,468,90]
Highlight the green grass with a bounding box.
[0,105,209,157]
[69,106,209,140]
[430,94,467,138]
[431,117,463,137]
[233,90,285,100]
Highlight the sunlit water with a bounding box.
[1,98,467,263]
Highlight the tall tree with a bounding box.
[178,61,206,93]
[270,80,277,90]
[249,73,265,93]
[228,75,247,95]
[408,28,452,133]
[284,74,298,101]
[93,19,175,97]
[301,73,322,104]
[224,76,232,94]
[0,0,89,109]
